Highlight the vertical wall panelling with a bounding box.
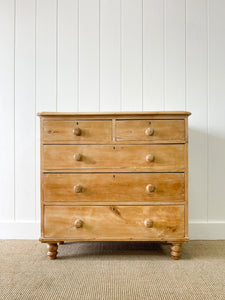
[100,0,121,111]
[36,0,57,112]
[1,0,225,239]
[36,0,57,221]
[208,0,225,221]
[79,0,99,112]
[121,0,142,111]
[165,0,186,110]
[143,0,164,110]
[15,0,36,220]
[58,0,78,112]
[0,0,15,221]
[186,0,208,222]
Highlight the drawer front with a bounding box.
[43,144,184,172]
[116,119,185,141]
[44,205,185,239]
[43,120,112,142]
[44,173,185,202]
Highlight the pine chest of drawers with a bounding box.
[38,111,191,260]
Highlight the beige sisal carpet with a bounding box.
[0,240,225,300]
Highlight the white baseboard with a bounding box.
[189,222,225,240]
[0,221,40,239]
[0,221,225,240]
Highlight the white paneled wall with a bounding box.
[0,0,225,239]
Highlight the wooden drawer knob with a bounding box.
[74,153,82,161]
[74,184,83,193]
[145,127,154,136]
[144,219,153,228]
[74,219,83,228]
[146,154,155,162]
[73,127,81,136]
[146,184,156,193]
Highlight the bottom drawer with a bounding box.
[44,205,184,240]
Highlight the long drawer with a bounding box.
[44,205,185,239]
[43,144,185,172]
[116,119,185,141]
[43,173,185,202]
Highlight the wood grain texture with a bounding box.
[43,120,112,142]
[44,205,185,239]
[184,120,189,238]
[47,243,58,259]
[38,111,191,116]
[39,112,190,259]
[43,144,185,172]
[116,119,185,141]
[170,242,182,260]
[43,173,185,203]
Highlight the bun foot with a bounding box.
[47,243,58,260]
[170,243,182,260]
[58,241,64,245]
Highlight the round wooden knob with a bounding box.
[145,127,154,136]
[146,184,156,193]
[74,153,81,161]
[144,219,153,228]
[74,219,83,228]
[146,154,155,162]
[73,127,81,136]
[74,184,83,193]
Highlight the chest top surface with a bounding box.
[38,111,191,117]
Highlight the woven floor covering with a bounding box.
[0,240,225,300]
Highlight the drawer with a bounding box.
[116,119,185,141]
[43,173,185,202]
[44,205,185,239]
[43,144,184,172]
[43,120,112,142]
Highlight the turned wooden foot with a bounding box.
[47,243,58,260]
[170,243,182,260]
[58,241,64,245]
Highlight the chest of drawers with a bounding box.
[38,111,191,260]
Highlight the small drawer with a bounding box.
[116,119,185,141]
[43,120,112,142]
[43,173,185,203]
[44,205,185,239]
[43,144,185,172]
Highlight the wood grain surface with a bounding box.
[43,120,112,142]
[43,173,185,202]
[43,144,185,172]
[44,205,185,239]
[116,119,185,141]
[38,111,191,116]
[38,112,190,259]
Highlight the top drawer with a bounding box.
[116,119,185,142]
[43,120,112,142]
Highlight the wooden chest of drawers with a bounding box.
[38,111,191,260]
